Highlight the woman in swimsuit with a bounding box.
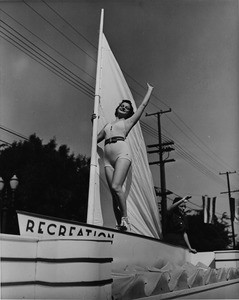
[96,83,154,231]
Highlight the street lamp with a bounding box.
[0,177,4,191]
[10,175,19,190]
[10,175,19,209]
[0,175,19,233]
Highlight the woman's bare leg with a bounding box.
[111,158,131,217]
[105,166,122,225]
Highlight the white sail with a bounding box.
[87,10,162,238]
[87,9,104,226]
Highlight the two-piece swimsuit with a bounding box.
[103,119,132,168]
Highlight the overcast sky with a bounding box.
[0,0,238,218]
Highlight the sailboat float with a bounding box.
[1,9,239,300]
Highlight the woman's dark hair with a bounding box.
[115,100,134,119]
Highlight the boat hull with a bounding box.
[17,210,190,272]
[0,234,112,300]
[1,211,237,299]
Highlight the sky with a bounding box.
[0,0,238,220]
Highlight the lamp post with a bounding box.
[0,175,19,233]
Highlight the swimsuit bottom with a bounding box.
[104,140,132,168]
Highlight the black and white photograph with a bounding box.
[0,0,238,299]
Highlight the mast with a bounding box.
[87,9,104,224]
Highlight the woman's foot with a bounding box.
[120,217,131,231]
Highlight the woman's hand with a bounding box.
[183,195,191,201]
[189,248,197,254]
[91,113,97,123]
[147,83,154,92]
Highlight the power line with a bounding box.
[121,63,236,179]
[144,115,228,189]
[35,3,238,183]
[0,8,96,81]
[141,120,228,189]
[175,144,227,187]
[1,4,235,194]
[0,125,28,141]
[169,112,237,174]
[0,122,227,220]
[0,28,94,98]
[144,95,237,179]
[0,139,12,147]
[18,3,236,184]
[0,1,235,231]
[41,0,97,49]
[0,20,95,97]
[126,77,236,182]
[22,0,96,62]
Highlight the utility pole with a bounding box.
[219,171,239,249]
[146,109,174,235]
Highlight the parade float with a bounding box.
[1,9,239,299]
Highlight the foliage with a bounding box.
[0,134,90,233]
[187,210,232,251]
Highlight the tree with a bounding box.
[187,210,231,251]
[0,134,90,234]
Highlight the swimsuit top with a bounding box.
[104,119,127,140]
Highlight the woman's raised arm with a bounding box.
[125,83,154,132]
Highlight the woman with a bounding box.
[164,196,197,253]
[96,83,154,231]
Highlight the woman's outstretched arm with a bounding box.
[168,196,191,212]
[125,83,154,133]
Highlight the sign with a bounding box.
[17,212,114,240]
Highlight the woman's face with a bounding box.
[178,202,186,214]
[117,102,131,117]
